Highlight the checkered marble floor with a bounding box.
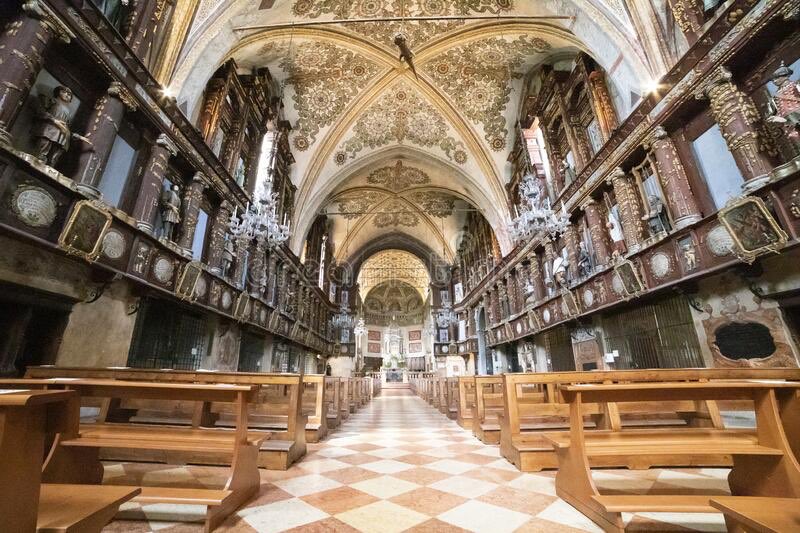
[103,389,732,532]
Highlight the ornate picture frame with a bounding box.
[718,196,788,264]
[613,259,645,297]
[58,200,112,261]
[527,309,542,331]
[175,261,204,301]
[234,292,250,322]
[561,288,581,316]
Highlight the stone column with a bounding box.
[606,167,647,253]
[265,255,278,305]
[648,126,702,229]
[563,226,580,282]
[580,198,612,268]
[700,68,777,191]
[132,133,177,233]
[176,173,208,256]
[667,0,703,44]
[205,201,232,275]
[74,82,138,197]
[587,70,619,142]
[0,1,71,144]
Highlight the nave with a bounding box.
[102,388,732,533]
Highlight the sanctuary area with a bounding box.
[0,0,800,531]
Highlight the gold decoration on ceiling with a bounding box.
[358,249,430,297]
[291,0,514,49]
[423,36,551,151]
[407,191,456,217]
[366,160,431,191]
[373,198,420,227]
[335,82,468,165]
[336,191,390,219]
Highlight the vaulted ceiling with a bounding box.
[173,0,651,260]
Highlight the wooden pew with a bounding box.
[339,378,352,420]
[456,376,476,429]
[0,387,140,533]
[324,377,342,430]
[437,377,449,415]
[710,497,800,532]
[444,377,458,420]
[500,368,800,472]
[472,375,504,444]
[545,381,800,533]
[26,367,307,470]
[24,378,266,532]
[430,378,440,409]
[302,375,328,443]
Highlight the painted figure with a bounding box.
[606,204,627,256]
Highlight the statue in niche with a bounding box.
[31,86,82,167]
[552,249,569,287]
[159,184,182,242]
[221,238,236,278]
[767,62,800,150]
[681,240,698,271]
[577,241,593,278]
[606,204,627,257]
[560,159,577,186]
[642,194,670,236]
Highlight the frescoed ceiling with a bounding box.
[173,0,650,259]
[358,250,430,298]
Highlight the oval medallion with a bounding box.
[152,256,174,283]
[101,230,126,260]
[650,252,671,279]
[707,225,734,257]
[12,185,57,228]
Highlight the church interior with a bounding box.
[1,0,800,531]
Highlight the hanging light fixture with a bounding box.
[435,301,457,328]
[353,317,366,337]
[331,301,355,330]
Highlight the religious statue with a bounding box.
[642,194,670,236]
[577,241,593,278]
[560,159,577,185]
[606,204,627,256]
[767,62,800,150]
[31,86,82,167]
[552,249,569,287]
[681,241,697,271]
[221,238,236,278]
[159,184,181,242]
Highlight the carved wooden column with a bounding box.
[555,91,591,169]
[505,274,517,315]
[231,238,249,289]
[205,201,232,275]
[0,1,71,144]
[667,0,704,44]
[580,198,612,268]
[74,82,138,197]
[132,133,177,233]
[606,167,647,253]
[563,226,580,282]
[543,238,556,290]
[247,241,266,297]
[176,173,208,256]
[541,125,565,191]
[265,254,279,304]
[528,254,545,302]
[700,68,777,192]
[587,70,619,142]
[127,0,166,61]
[648,126,702,229]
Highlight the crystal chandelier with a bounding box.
[435,302,457,328]
[331,302,354,330]
[509,172,571,242]
[353,317,366,337]
[228,152,290,247]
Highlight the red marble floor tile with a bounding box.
[322,466,382,484]
[389,487,468,516]
[392,467,451,486]
[405,518,472,532]
[300,486,380,515]
[477,485,556,515]
[283,517,362,532]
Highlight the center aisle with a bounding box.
[106,388,730,532]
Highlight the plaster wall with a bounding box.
[57,280,138,367]
[327,355,355,377]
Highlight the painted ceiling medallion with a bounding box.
[407,191,455,217]
[291,0,513,49]
[373,198,419,227]
[336,191,389,219]
[336,83,467,164]
[367,160,430,191]
[278,41,380,151]
[424,36,551,150]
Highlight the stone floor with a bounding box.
[103,389,732,532]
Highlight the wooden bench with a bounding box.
[339,378,351,421]
[456,376,476,429]
[437,377,449,415]
[500,368,800,472]
[25,367,307,470]
[324,377,342,430]
[302,375,328,443]
[545,381,800,533]
[710,496,800,532]
[445,377,459,420]
[12,378,265,532]
[0,387,141,533]
[472,375,505,444]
